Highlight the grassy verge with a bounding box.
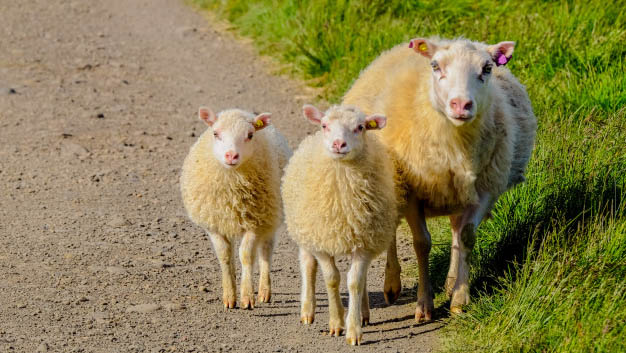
[192,0,626,351]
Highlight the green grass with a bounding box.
[192,0,626,351]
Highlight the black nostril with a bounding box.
[464,101,473,111]
[340,142,347,148]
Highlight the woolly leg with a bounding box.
[383,234,402,305]
[239,231,258,310]
[449,191,494,314]
[208,232,236,309]
[299,248,318,324]
[406,200,434,323]
[257,236,274,304]
[315,252,344,336]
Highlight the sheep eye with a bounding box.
[247,132,254,140]
[482,63,492,75]
[321,124,327,129]
[358,125,364,132]
[430,60,440,72]
[213,132,220,140]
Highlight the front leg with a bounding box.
[346,251,372,346]
[299,248,317,324]
[208,232,236,309]
[449,191,494,313]
[383,234,402,304]
[406,199,434,323]
[315,252,344,337]
[239,231,258,309]
[361,270,370,327]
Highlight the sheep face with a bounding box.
[302,104,386,160]
[410,38,515,126]
[198,107,271,169]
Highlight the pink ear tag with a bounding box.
[495,52,511,66]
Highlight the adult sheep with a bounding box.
[343,37,537,320]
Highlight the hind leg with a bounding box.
[257,235,274,303]
[383,234,402,305]
[406,200,434,323]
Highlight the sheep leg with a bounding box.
[449,191,494,313]
[383,234,402,305]
[209,232,237,310]
[315,252,345,337]
[445,214,462,297]
[406,200,434,323]
[345,251,371,346]
[257,236,274,303]
[239,231,258,309]
[299,248,318,324]
[361,270,370,327]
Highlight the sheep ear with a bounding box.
[365,114,387,130]
[253,112,271,131]
[487,41,515,66]
[409,38,437,59]
[302,104,323,125]
[199,106,218,126]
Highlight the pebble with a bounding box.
[8,88,17,94]
[162,302,185,312]
[106,266,127,275]
[108,216,130,228]
[126,303,162,313]
[36,342,48,352]
[176,26,197,38]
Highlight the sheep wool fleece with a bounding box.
[282,131,397,256]
[180,122,288,240]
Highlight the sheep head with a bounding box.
[302,104,386,161]
[199,107,270,169]
[409,38,515,126]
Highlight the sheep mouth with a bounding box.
[451,115,473,122]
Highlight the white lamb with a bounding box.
[343,37,537,319]
[181,107,291,309]
[281,104,397,345]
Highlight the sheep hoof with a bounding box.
[383,272,401,305]
[361,317,369,327]
[300,315,314,325]
[450,306,464,315]
[345,332,362,346]
[223,298,236,310]
[329,327,344,337]
[415,302,433,323]
[241,296,255,310]
[257,288,271,303]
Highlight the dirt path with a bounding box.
[0,0,441,351]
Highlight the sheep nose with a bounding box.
[224,151,239,164]
[450,98,473,116]
[332,139,347,151]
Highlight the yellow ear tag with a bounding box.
[255,120,264,128]
[418,42,428,52]
[368,120,377,128]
